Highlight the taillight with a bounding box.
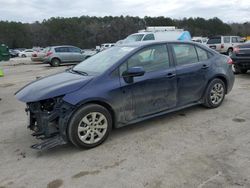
[221,44,224,49]
[227,58,233,65]
[233,46,240,54]
[32,53,37,57]
[46,51,53,56]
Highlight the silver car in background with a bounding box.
[43,45,87,67]
[31,47,49,62]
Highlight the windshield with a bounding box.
[124,34,145,43]
[73,46,135,75]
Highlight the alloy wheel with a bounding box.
[77,112,108,144]
[210,83,224,105]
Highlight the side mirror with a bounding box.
[122,67,145,83]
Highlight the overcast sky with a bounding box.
[0,0,249,23]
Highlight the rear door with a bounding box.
[119,44,177,119]
[171,43,211,106]
[55,47,70,62]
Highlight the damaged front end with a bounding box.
[26,96,74,150]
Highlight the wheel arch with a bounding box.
[74,100,116,129]
[51,57,61,63]
[208,75,228,94]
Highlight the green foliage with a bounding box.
[0,16,247,49]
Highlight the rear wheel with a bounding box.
[203,79,226,108]
[50,58,60,67]
[68,104,112,149]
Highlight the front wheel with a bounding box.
[203,79,226,108]
[67,104,112,149]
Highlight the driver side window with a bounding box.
[120,45,169,75]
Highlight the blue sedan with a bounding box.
[16,41,235,149]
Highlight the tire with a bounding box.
[203,79,226,108]
[227,48,233,56]
[51,58,60,67]
[67,104,112,149]
[21,54,26,58]
[232,64,241,74]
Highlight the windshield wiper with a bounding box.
[68,68,88,76]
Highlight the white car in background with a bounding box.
[100,43,115,51]
[192,37,208,44]
[19,49,34,57]
[206,36,242,55]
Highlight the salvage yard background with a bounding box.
[0,59,250,187]
[0,16,250,49]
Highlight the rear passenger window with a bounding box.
[172,44,198,65]
[55,47,69,53]
[232,37,238,43]
[69,47,81,53]
[196,47,209,61]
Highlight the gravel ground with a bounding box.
[0,58,250,188]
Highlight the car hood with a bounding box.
[16,71,94,103]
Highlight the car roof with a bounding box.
[117,40,196,47]
[209,35,239,38]
[51,45,78,48]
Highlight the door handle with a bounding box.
[166,73,176,78]
[202,64,209,69]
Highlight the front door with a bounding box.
[119,44,177,120]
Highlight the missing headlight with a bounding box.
[40,99,55,112]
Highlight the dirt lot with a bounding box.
[0,58,250,188]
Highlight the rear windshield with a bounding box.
[207,37,221,44]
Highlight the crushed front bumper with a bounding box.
[26,98,75,150]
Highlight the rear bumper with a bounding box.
[31,57,44,61]
[43,57,51,64]
[231,56,250,69]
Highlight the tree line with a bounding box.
[0,16,249,49]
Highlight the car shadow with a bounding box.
[37,105,205,157]
[237,72,250,78]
